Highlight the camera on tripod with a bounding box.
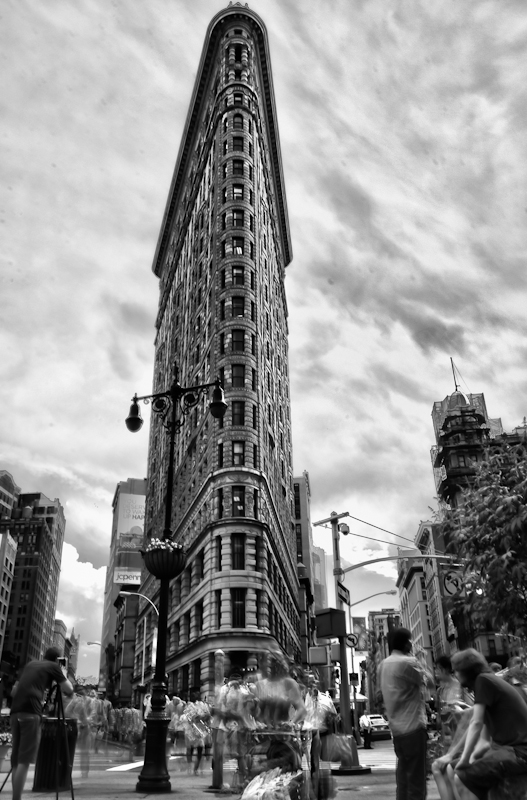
[58,657,68,676]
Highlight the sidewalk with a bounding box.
[18,746,443,800]
[23,757,226,800]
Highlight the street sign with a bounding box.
[337,580,350,605]
[443,569,465,597]
[346,633,359,648]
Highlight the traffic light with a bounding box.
[332,666,340,683]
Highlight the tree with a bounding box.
[439,441,527,637]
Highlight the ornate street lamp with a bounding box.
[125,361,227,793]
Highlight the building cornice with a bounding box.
[152,4,292,279]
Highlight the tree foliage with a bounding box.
[439,441,527,637]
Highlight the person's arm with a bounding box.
[455,704,486,770]
[60,679,74,697]
[470,724,490,761]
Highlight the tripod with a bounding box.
[0,759,11,793]
[0,685,74,798]
[53,684,75,800]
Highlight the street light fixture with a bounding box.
[125,360,227,793]
[87,641,101,646]
[348,590,397,609]
[119,591,159,692]
[119,591,159,616]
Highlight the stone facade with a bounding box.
[135,5,300,698]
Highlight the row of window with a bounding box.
[220,296,254,319]
[219,364,256,389]
[220,329,254,354]
[223,138,253,157]
[229,92,250,107]
[225,43,246,63]
[218,485,254,518]
[221,236,254,259]
[223,114,252,133]
[220,264,255,288]
[218,441,257,468]
[222,209,253,229]
[222,184,253,204]
[218,400,256,428]
[222,160,253,180]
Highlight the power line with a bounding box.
[345,529,410,549]
[318,515,446,555]
[345,515,417,546]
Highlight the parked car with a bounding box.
[365,714,391,740]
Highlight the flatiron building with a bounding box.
[136,4,299,697]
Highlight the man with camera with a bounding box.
[10,647,73,800]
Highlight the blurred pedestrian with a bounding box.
[181,689,210,775]
[435,654,472,747]
[88,690,108,753]
[303,680,337,798]
[378,627,434,800]
[253,652,306,775]
[359,712,373,749]
[168,697,185,755]
[66,686,92,778]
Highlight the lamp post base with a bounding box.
[330,735,371,776]
[135,715,171,793]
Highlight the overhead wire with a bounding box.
[318,516,447,555]
[344,514,417,546]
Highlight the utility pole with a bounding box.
[329,511,353,737]
[313,511,370,775]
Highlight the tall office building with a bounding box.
[99,478,146,696]
[0,492,65,666]
[137,4,299,696]
[293,472,316,665]
[312,546,328,613]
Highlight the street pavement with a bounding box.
[5,739,442,800]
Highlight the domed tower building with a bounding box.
[431,390,501,512]
[136,5,299,698]
[429,386,504,654]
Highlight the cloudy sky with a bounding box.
[2,0,527,677]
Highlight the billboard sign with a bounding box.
[114,567,142,585]
[113,493,145,584]
[352,617,369,651]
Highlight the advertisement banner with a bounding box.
[114,567,142,585]
[113,493,145,584]
[352,617,368,651]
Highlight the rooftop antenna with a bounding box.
[450,357,460,391]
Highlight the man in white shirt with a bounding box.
[359,712,373,749]
[378,627,434,800]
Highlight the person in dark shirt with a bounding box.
[10,647,73,800]
[432,648,527,800]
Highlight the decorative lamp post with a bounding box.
[125,361,227,793]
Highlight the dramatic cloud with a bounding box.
[2,0,527,651]
[55,544,107,677]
